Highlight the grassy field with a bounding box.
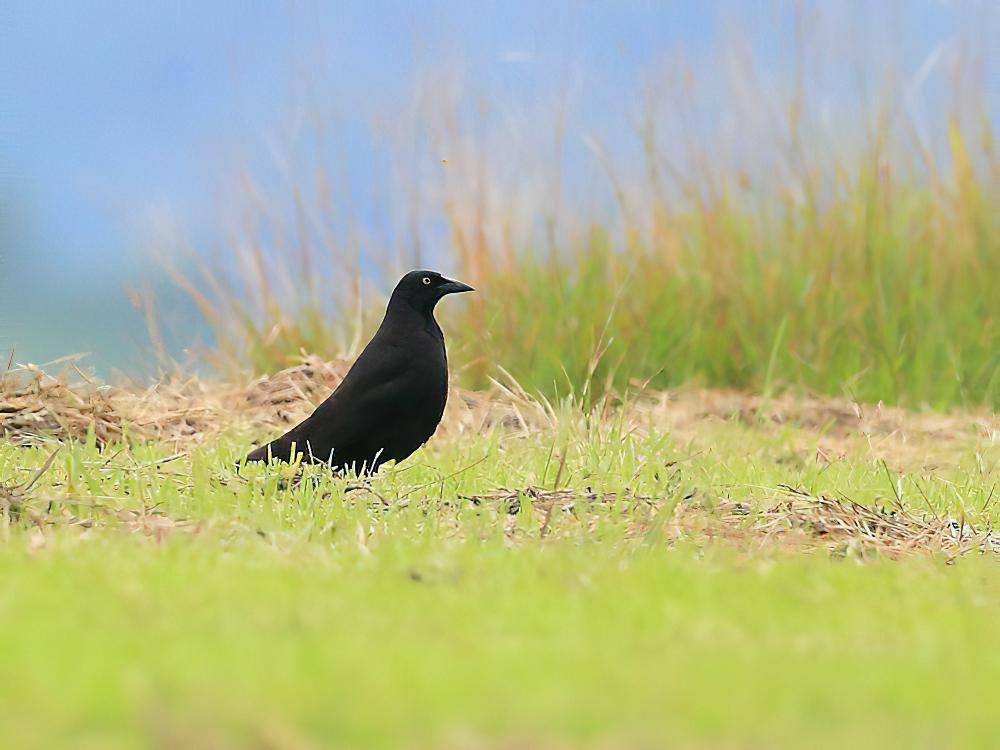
[2,369,998,748]
[6,9,998,746]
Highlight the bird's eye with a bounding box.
[422,277,431,285]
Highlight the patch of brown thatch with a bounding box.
[461,486,660,516]
[463,486,998,560]
[3,356,998,459]
[112,358,353,443]
[702,486,999,560]
[633,389,1000,471]
[0,355,546,449]
[642,388,1000,441]
[750,487,1000,560]
[108,355,543,447]
[1,364,135,446]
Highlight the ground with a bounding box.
[1,362,998,748]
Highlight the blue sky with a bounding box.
[0,1,990,372]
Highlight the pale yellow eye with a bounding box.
[422,277,431,285]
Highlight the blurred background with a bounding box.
[2,1,997,407]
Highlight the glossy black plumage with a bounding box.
[244,270,473,473]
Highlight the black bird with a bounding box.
[244,270,474,473]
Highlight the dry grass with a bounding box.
[6,356,997,452]
[637,389,1000,472]
[753,487,1000,559]
[4,357,997,560]
[682,488,1000,562]
[0,363,128,446]
[461,485,999,562]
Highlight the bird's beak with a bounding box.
[440,277,475,295]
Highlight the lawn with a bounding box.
[5,4,996,747]
[2,368,998,748]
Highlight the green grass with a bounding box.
[2,411,998,748]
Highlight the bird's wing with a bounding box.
[280,342,417,460]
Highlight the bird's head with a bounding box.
[389,270,474,315]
